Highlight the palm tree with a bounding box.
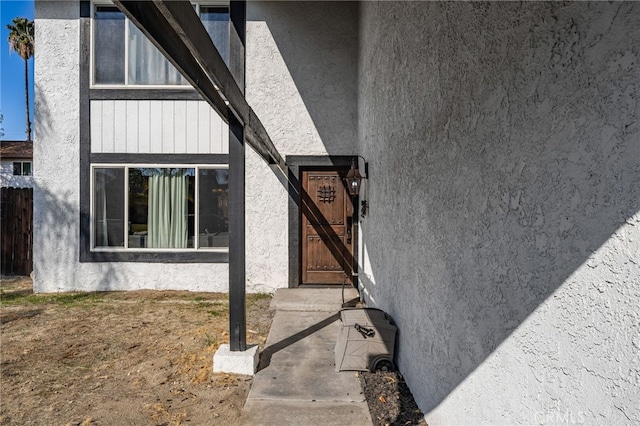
[7,17,34,142]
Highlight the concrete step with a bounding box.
[270,287,360,312]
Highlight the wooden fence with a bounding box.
[1,188,33,276]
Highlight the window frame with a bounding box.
[12,161,32,176]
[90,163,229,253]
[90,1,230,89]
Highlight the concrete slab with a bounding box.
[242,399,372,425]
[270,287,360,312]
[213,344,259,375]
[263,310,340,344]
[243,288,372,425]
[251,311,363,401]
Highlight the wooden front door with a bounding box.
[301,169,355,285]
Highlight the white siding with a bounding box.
[90,100,228,154]
[174,101,187,153]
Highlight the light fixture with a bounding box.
[344,157,368,197]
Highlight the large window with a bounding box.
[92,165,229,251]
[93,4,229,86]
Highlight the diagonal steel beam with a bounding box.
[112,0,285,170]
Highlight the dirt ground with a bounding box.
[0,277,273,426]
[361,371,427,426]
[1,277,427,426]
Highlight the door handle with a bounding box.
[346,217,353,244]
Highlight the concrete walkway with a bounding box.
[241,288,373,425]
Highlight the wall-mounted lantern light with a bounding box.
[345,159,363,196]
[344,157,368,197]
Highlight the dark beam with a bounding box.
[229,0,246,93]
[228,1,247,352]
[228,114,246,352]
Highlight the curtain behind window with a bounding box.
[128,23,186,85]
[147,169,189,248]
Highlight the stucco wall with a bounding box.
[33,1,229,293]
[358,2,639,424]
[245,2,358,290]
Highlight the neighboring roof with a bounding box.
[0,141,33,160]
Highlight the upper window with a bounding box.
[92,165,229,251]
[13,161,32,176]
[93,4,229,86]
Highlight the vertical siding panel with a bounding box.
[102,100,115,153]
[198,101,210,153]
[138,100,150,154]
[126,101,139,153]
[90,101,102,153]
[210,108,222,153]
[162,101,174,154]
[113,100,127,152]
[174,100,187,154]
[185,101,199,153]
[149,101,162,153]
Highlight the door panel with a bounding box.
[301,170,355,285]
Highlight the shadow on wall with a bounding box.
[33,183,124,293]
[33,82,53,142]
[247,1,359,154]
[356,0,640,417]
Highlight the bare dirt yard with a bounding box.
[0,277,273,426]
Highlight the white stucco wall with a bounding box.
[33,1,229,293]
[245,1,358,290]
[0,160,34,188]
[358,2,639,424]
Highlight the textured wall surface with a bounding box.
[33,2,229,293]
[358,2,639,424]
[245,1,358,290]
[0,161,34,188]
[90,100,228,154]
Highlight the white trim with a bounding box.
[90,163,229,253]
[89,162,95,249]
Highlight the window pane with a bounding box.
[94,7,125,85]
[94,168,125,247]
[129,168,195,248]
[128,22,187,85]
[13,162,22,176]
[201,7,229,65]
[198,168,229,248]
[22,162,32,176]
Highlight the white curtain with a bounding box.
[128,23,185,85]
[147,169,188,248]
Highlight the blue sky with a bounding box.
[1,0,34,141]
